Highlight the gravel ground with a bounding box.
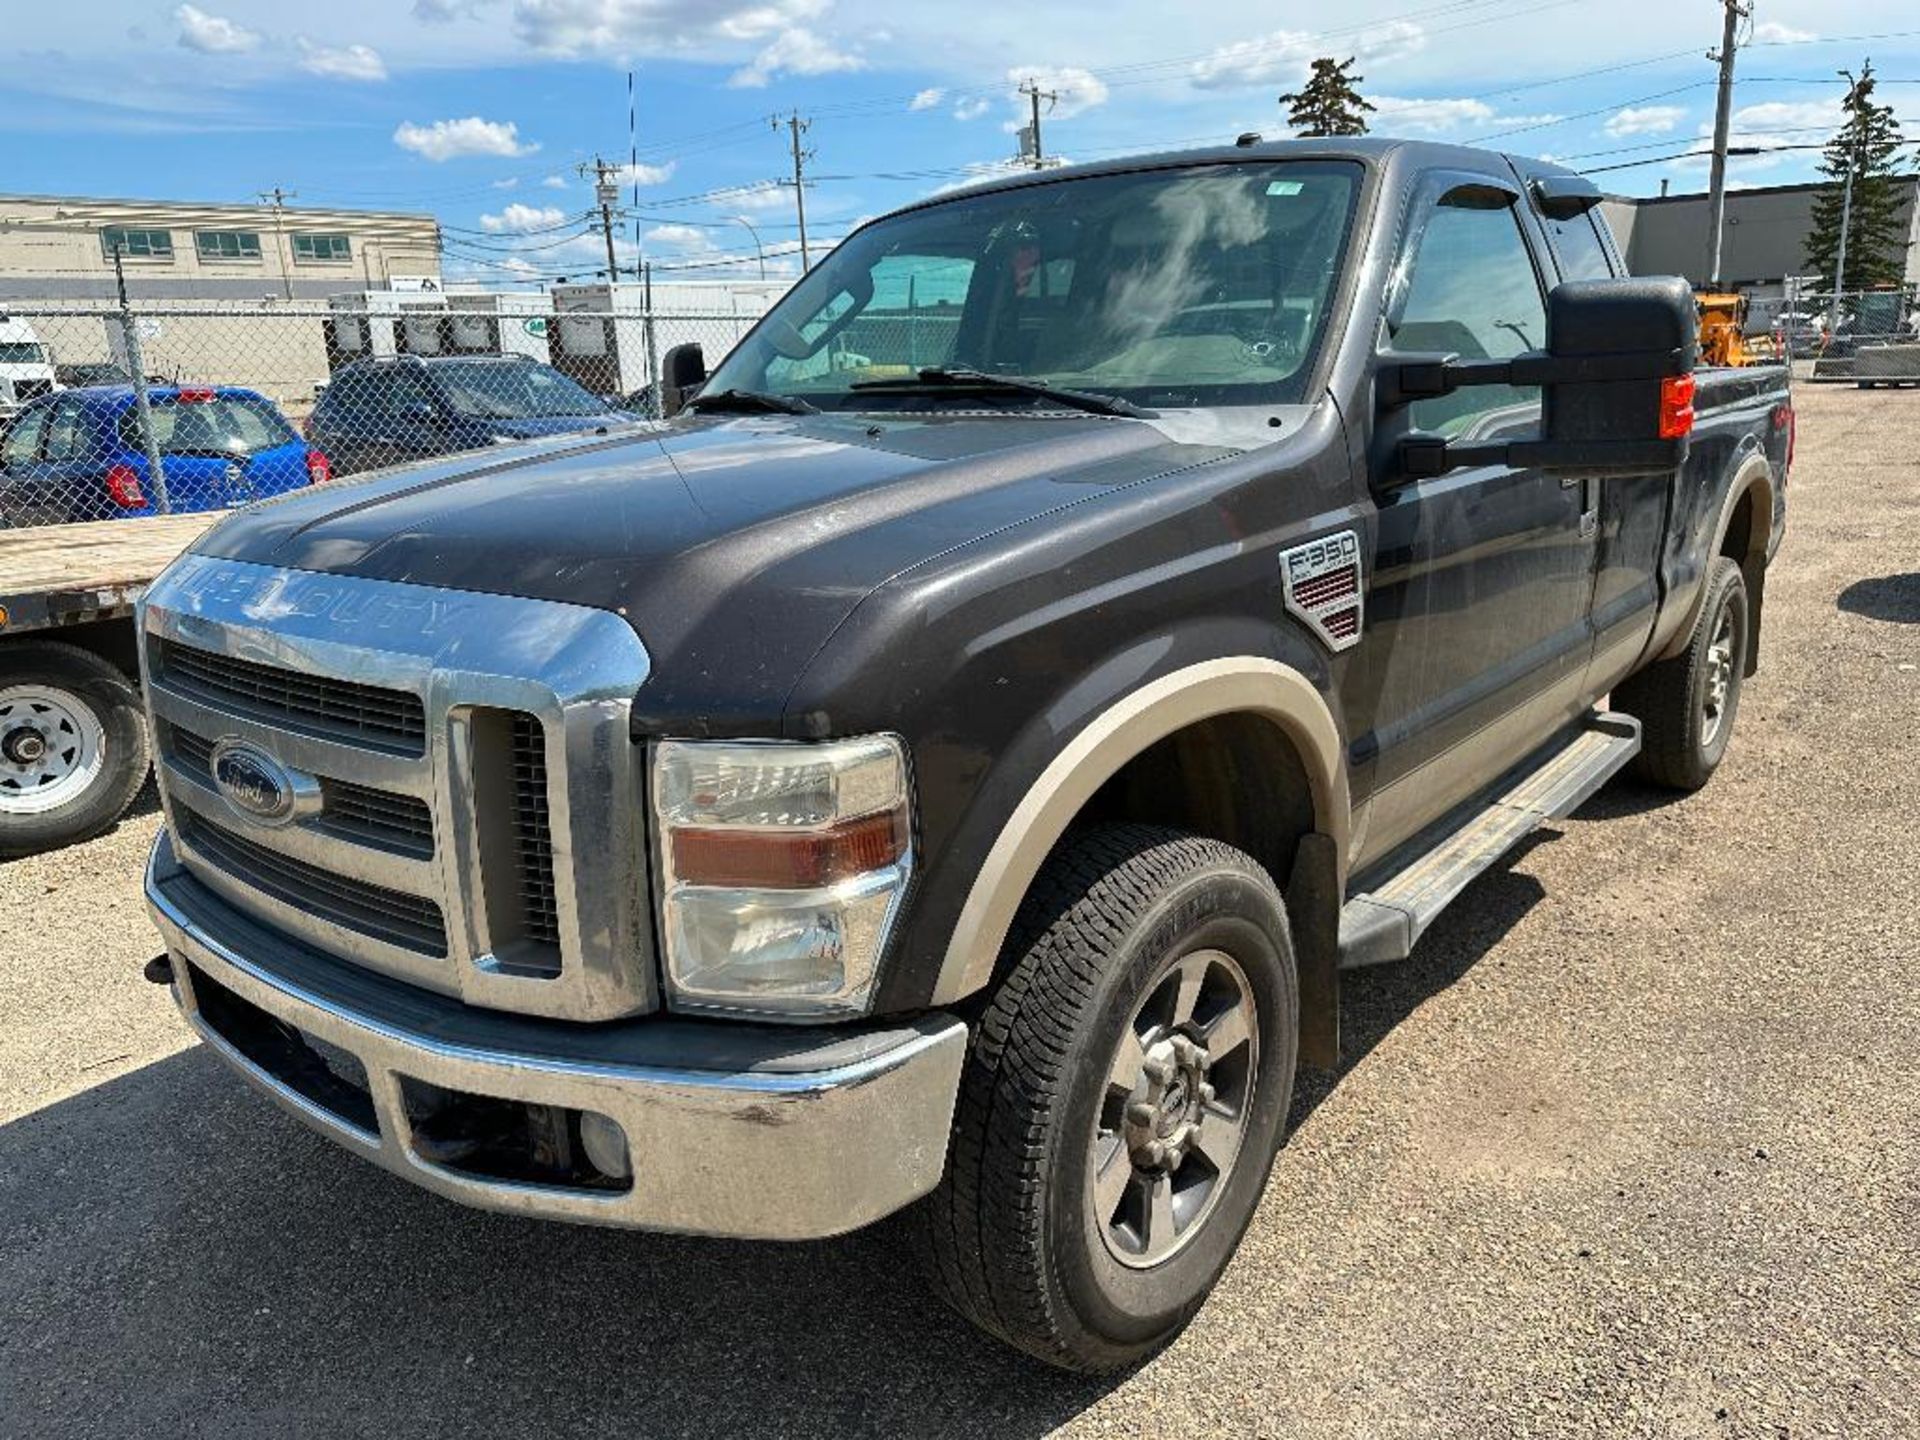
[3,382,1918,1439]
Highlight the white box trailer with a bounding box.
[548,279,789,400]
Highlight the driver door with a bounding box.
[1347,173,1597,865]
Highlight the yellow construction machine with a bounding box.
[1695,291,1749,367]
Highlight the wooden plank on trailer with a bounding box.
[0,514,215,634]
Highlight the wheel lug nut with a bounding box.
[1199,1082,1215,1105]
[1126,1101,1156,1128]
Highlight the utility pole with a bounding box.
[109,242,171,514]
[1017,78,1059,170]
[775,112,813,271]
[1703,0,1750,287]
[579,157,623,285]
[258,186,296,300]
[1828,70,1871,334]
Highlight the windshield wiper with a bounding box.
[849,368,1152,419]
[683,388,818,416]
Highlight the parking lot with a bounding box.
[2,380,1916,1438]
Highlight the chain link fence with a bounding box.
[1743,285,1920,382]
[0,300,765,528]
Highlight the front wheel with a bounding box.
[914,825,1298,1372]
[0,641,151,858]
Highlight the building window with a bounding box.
[195,230,262,261]
[100,227,174,261]
[292,233,352,263]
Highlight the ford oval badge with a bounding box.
[208,737,312,827]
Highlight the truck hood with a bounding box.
[195,411,1232,729]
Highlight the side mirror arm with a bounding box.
[1379,346,1694,410]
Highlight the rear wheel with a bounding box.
[914,824,1298,1372]
[1614,555,1749,791]
[0,641,150,858]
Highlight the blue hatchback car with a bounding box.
[0,384,329,526]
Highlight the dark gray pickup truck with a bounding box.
[138,137,1790,1372]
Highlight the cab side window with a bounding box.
[1390,193,1549,438]
[2,405,49,468]
[1541,210,1616,283]
[41,399,88,463]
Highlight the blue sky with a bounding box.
[3,0,1916,284]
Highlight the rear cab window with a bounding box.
[120,394,298,456]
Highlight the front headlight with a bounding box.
[651,736,912,1019]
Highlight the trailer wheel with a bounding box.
[0,641,150,859]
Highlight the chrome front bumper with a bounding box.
[146,832,967,1240]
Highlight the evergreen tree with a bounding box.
[1279,57,1376,138]
[1803,60,1914,295]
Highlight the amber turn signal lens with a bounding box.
[670,807,909,889]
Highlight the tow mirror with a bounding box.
[660,342,707,419]
[1380,275,1699,479]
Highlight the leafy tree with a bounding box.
[1279,57,1376,138]
[1803,60,1914,294]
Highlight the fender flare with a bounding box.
[929,656,1349,1005]
[1657,451,1775,662]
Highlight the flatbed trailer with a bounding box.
[0,514,212,857]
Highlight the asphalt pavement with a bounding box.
[3,380,1917,1439]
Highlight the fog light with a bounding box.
[579,1110,632,1180]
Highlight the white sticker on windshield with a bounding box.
[1267,180,1305,196]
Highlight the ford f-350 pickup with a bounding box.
[139,137,1790,1372]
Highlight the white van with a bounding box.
[0,315,59,420]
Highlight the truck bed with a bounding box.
[0,514,214,635]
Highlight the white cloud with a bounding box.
[492,177,520,189]
[175,4,260,54]
[1190,21,1422,91]
[728,26,863,87]
[394,115,538,161]
[1372,96,1494,132]
[296,38,388,81]
[1605,105,1685,138]
[645,222,716,252]
[721,182,789,211]
[540,173,569,189]
[479,202,567,231]
[615,160,675,186]
[1370,96,1560,136]
[953,96,991,121]
[910,87,943,111]
[414,0,487,19]
[1753,20,1816,43]
[511,0,827,56]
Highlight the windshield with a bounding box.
[706,160,1361,412]
[0,342,48,365]
[429,362,610,419]
[119,395,298,456]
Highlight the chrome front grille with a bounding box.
[177,809,449,956]
[510,712,561,949]
[141,554,657,1022]
[157,637,427,753]
[170,723,434,857]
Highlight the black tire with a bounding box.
[914,824,1299,1372]
[0,640,151,859]
[1614,554,1749,791]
